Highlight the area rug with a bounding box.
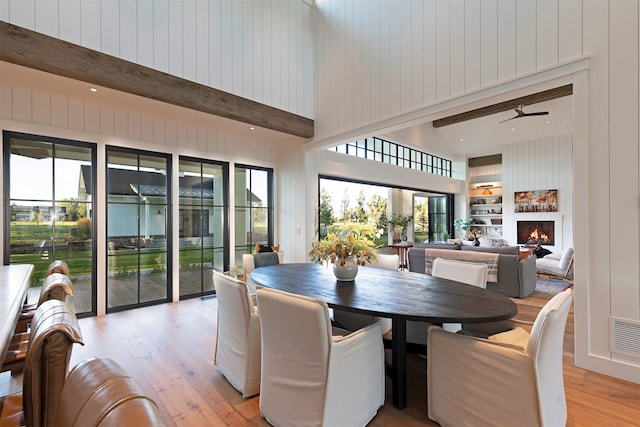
[514,278,574,309]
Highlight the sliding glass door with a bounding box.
[106,147,171,311]
[178,157,228,298]
[3,131,96,315]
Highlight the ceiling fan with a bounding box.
[499,105,549,123]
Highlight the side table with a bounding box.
[389,243,414,270]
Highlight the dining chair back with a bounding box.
[427,288,573,427]
[431,257,488,289]
[256,287,384,427]
[242,251,284,294]
[0,299,84,427]
[370,253,400,270]
[46,259,70,276]
[406,257,489,339]
[431,257,488,333]
[212,271,261,398]
[55,357,167,426]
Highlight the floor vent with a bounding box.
[610,317,640,358]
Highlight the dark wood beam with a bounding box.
[433,84,573,128]
[468,154,502,168]
[0,21,314,138]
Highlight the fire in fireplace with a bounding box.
[517,221,555,245]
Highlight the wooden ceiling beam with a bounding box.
[432,84,573,128]
[468,154,502,167]
[0,21,314,138]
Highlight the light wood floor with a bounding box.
[2,295,639,426]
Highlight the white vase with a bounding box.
[333,256,358,281]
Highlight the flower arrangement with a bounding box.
[388,213,414,234]
[308,226,380,266]
[224,265,244,279]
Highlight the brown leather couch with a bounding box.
[55,357,167,426]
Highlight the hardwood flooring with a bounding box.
[2,294,639,426]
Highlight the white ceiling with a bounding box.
[382,95,574,159]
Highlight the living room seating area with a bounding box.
[407,243,537,298]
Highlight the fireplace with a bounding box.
[517,221,555,245]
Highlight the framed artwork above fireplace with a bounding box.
[514,189,558,213]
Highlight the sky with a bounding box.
[10,155,83,203]
[319,178,388,217]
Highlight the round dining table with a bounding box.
[250,262,517,410]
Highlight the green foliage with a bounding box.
[414,200,429,232]
[76,217,92,240]
[388,213,414,232]
[454,217,474,232]
[224,265,244,278]
[59,198,86,221]
[353,191,367,223]
[366,194,388,231]
[454,217,482,240]
[319,188,335,226]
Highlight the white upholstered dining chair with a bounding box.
[212,271,261,398]
[431,257,488,333]
[370,253,400,270]
[256,287,385,427]
[427,288,573,427]
[242,251,284,294]
[404,257,489,343]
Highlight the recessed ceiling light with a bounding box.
[249,127,255,130]
[546,120,551,124]
[90,88,97,92]
[460,138,464,142]
[511,128,516,131]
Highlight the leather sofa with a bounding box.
[408,243,536,298]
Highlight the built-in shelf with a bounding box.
[469,181,503,237]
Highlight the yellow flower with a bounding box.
[308,227,379,265]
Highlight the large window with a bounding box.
[234,165,273,266]
[3,131,96,315]
[106,147,171,311]
[178,157,228,298]
[333,137,452,177]
[319,176,453,245]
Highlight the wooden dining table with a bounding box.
[250,262,517,409]
[0,264,34,366]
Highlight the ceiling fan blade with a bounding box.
[522,111,549,116]
[499,116,519,123]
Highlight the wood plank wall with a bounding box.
[0,0,313,120]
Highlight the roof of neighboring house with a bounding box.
[80,165,261,202]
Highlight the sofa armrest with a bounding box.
[518,257,537,298]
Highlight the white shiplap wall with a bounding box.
[313,0,584,140]
[0,0,314,119]
[312,0,640,383]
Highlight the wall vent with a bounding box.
[610,317,640,358]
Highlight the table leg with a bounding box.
[391,317,407,409]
